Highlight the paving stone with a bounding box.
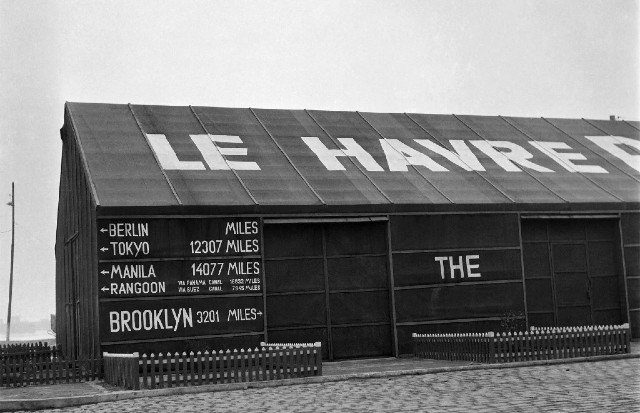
[13,358,640,412]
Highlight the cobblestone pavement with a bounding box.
[39,359,640,412]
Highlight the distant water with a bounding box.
[1,330,53,343]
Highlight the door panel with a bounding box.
[329,291,391,325]
[557,306,592,327]
[266,293,326,328]
[331,324,392,359]
[522,219,624,328]
[592,276,621,310]
[327,256,388,290]
[264,258,324,293]
[552,244,592,325]
[551,244,587,272]
[265,221,393,360]
[552,271,591,307]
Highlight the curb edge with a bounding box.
[1,353,638,411]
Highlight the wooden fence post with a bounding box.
[623,323,631,354]
[486,332,495,363]
[314,342,322,376]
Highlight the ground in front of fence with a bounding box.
[322,356,473,376]
[1,345,638,406]
[0,356,476,402]
[0,381,109,401]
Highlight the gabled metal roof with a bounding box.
[63,102,640,213]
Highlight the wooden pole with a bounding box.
[6,182,15,342]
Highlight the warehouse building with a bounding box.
[56,102,639,360]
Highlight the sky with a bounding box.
[0,0,638,338]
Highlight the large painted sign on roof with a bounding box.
[65,103,640,210]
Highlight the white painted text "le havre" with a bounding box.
[146,134,640,174]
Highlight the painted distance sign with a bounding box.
[100,296,263,342]
[97,217,264,343]
[98,258,261,298]
[97,218,260,260]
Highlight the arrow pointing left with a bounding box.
[100,286,109,292]
[100,228,108,233]
[100,247,108,252]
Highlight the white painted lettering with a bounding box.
[529,141,607,173]
[466,255,481,278]
[435,256,448,280]
[380,139,448,171]
[109,312,120,333]
[171,308,182,332]
[190,134,228,170]
[183,308,193,328]
[435,255,482,279]
[109,242,149,257]
[146,134,205,170]
[415,139,485,171]
[108,282,165,295]
[143,310,153,330]
[225,221,259,235]
[471,140,553,172]
[131,310,142,331]
[120,311,131,332]
[449,255,465,279]
[153,309,164,330]
[210,135,260,170]
[191,135,260,171]
[301,136,383,171]
[585,136,640,173]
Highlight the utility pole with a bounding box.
[6,182,14,342]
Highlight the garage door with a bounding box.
[522,219,625,327]
[263,221,393,360]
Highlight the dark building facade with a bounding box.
[56,103,639,360]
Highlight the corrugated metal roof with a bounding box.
[64,102,640,212]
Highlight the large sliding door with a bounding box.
[264,221,393,360]
[522,219,625,327]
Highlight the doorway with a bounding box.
[263,221,393,360]
[522,219,625,327]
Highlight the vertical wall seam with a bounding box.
[65,104,101,207]
[91,201,99,357]
[454,114,568,203]
[259,217,268,343]
[583,221,596,324]
[546,222,559,326]
[385,219,399,357]
[189,106,258,205]
[321,226,333,360]
[249,108,326,205]
[356,111,453,204]
[127,104,183,205]
[542,117,640,185]
[404,112,516,203]
[501,116,624,203]
[516,213,529,329]
[617,217,632,333]
[305,109,393,204]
